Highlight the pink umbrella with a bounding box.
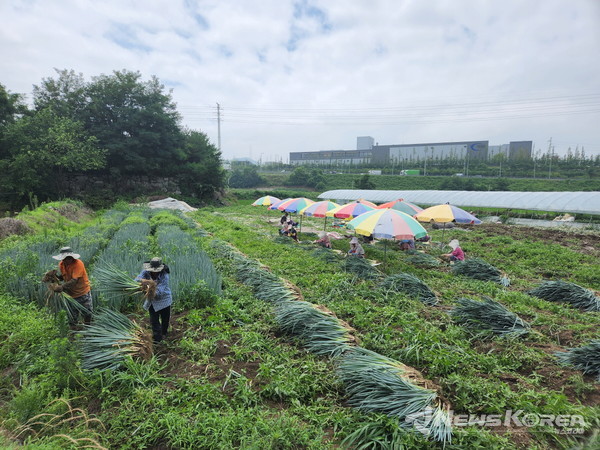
[376,198,423,216]
[325,200,377,219]
[268,198,292,210]
[300,200,340,231]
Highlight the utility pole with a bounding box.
[547,137,553,179]
[216,103,221,151]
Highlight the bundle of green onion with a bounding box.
[78,308,153,370]
[94,262,156,300]
[556,340,600,381]
[337,347,452,444]
[528,280,600,312]
[450,296,530,338]
[452,258,510,286]
[379,273,438,305]
[275,300,352,356]
[405,253,441,268]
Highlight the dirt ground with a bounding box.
[476,223,600,258]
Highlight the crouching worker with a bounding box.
[48,247,93,325]
[313,231,332,248]
[441,239,465,262]
[136,257,172,344]
[347,237,365,257]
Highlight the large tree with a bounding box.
[177,129,226,198]
[0,109,106,201]
[33,69,183,176]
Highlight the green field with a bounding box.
[0,200,598,449]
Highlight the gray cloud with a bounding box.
[1,0,599,160]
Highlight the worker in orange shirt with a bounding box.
[50,247,93,325]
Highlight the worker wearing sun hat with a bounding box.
[441,239,465,262]
[313,231,332,248]
[48,246,92,325]
[347,237,365,258]
[136,257,172,344]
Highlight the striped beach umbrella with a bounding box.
[376,198,423,216]
[325,200,377,219]
[347,209,428,240]
[300,200,340,231]
[252,195,281,207]
[278,197,315,213]
[347,209,428,266]
[300,200,340,217]
[268,198,292,210]
[415,204,482,224]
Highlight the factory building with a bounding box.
[289,138,532,166]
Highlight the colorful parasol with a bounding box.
[376,198,423,216]
[268,198,292,210]
[325,200,377,219]
[300,200,340,217]
[278,197,315,213]
[347,208,428,267]
[347,209,428,240]
[415,204,482,224]
[300,200,340,231]
[252,195,281,207]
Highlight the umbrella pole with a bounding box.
[441,226,446,248]
[324,216,327,231]
[300,214,303,234]
[384,240,387,269]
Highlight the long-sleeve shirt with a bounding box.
[451,246,465,261]
[136,270,172,312]
[348,243,365,257]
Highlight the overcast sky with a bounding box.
[2,0,600,162]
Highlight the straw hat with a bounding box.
[52,247,81,260]
[143,257,165,272]
[449,239,460,249]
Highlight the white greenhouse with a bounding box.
[317,190,600,215]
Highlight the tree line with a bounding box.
[0,70,226,209]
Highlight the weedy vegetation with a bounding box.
[0,198,598,449]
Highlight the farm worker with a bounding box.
[280,220,290,235]
[313,231,332,248]
[398,239,416,251]
[347,237,365,257]
[287,222,299,242]
[49,247,92,325]
[441,239,465,262]
[280,212,288,225]
[136,257,172,344]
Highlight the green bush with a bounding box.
[179,280,219,309]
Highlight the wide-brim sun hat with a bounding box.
[318,231,327,238]
[143,257,165,272]
[52,246,81,260]
[350,237,359,244]
[449,239,460,249]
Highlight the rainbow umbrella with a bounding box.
[325,200,377,219]
[348,209,428,240]
[347,209,428,266]
[278,197,314,213]
[415,204,481,245]
[268,198,292,210]
[415,204,482,224]
[278,197,315,233]
[252,195,281,207]
[300,200,340,230]
[376,198,423,216]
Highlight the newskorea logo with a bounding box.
[405,407,586,436]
